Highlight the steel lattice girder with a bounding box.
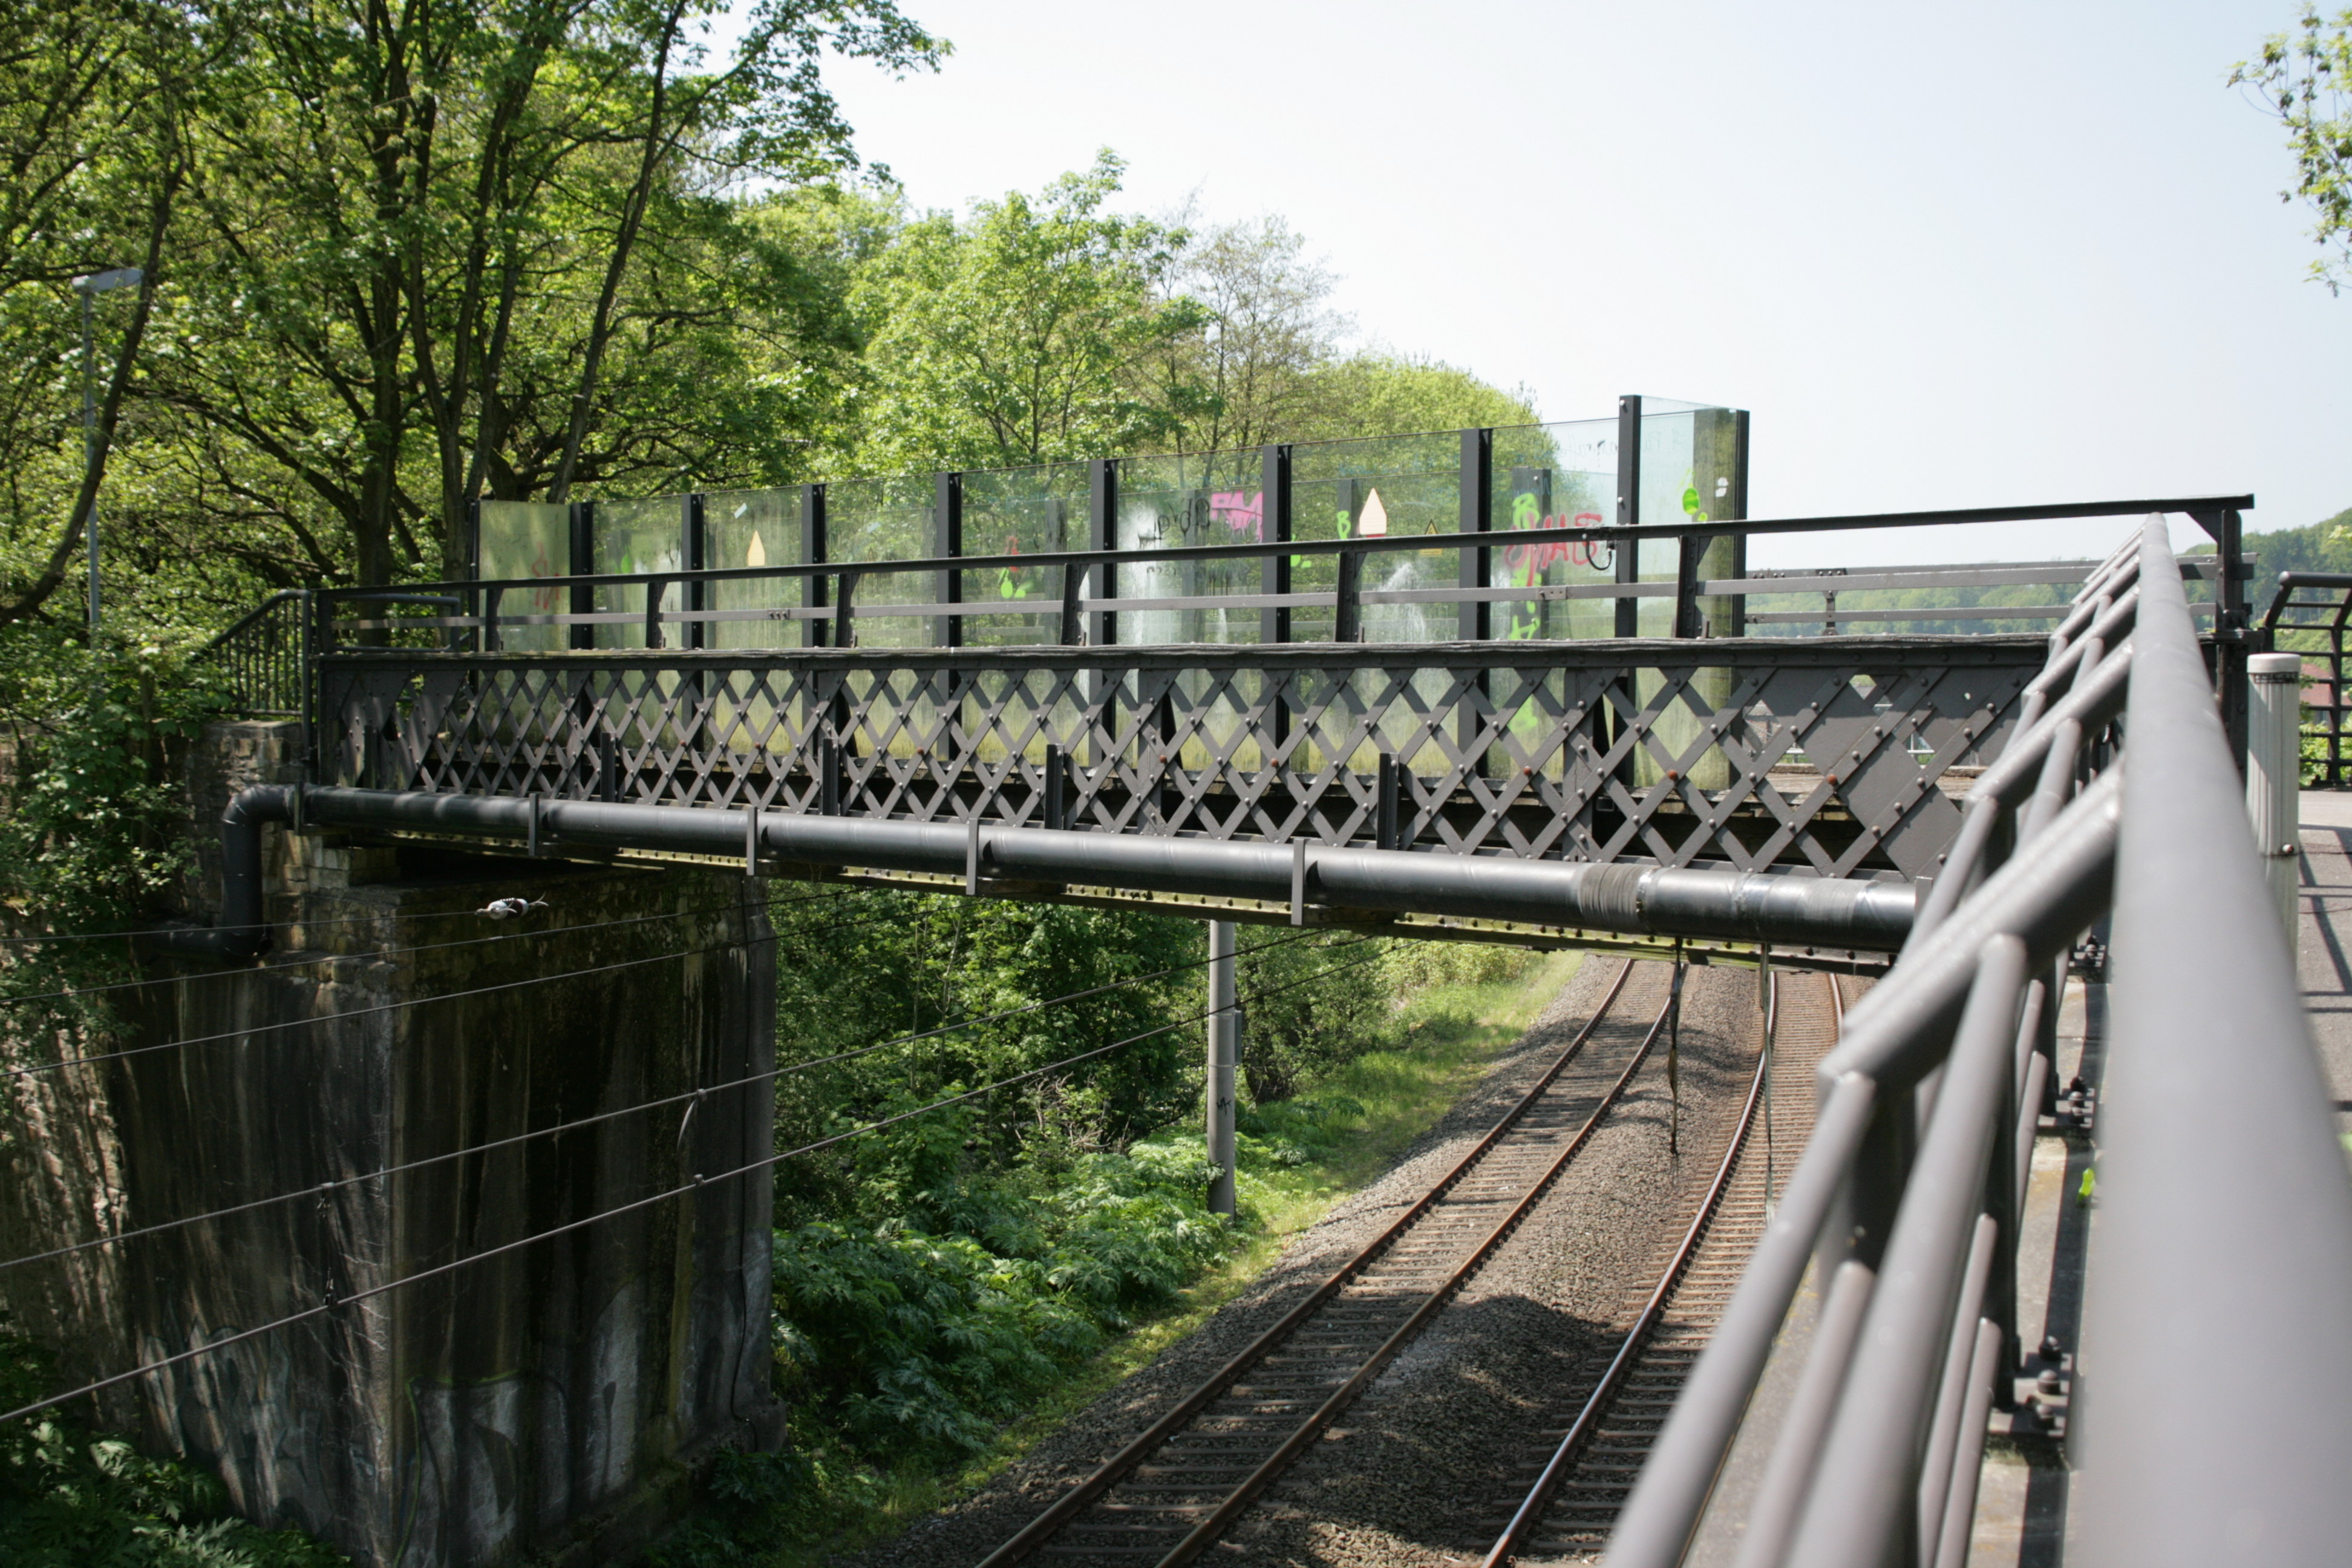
[319,637,2042,878]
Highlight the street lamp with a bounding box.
[73,266,142,638]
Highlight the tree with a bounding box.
[148,0,940,587]
[1290,351,1539,440]
[850,152,1204,472]
[1138,212,1346,454]
[2234,5,2352,292]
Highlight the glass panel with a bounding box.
[960,462,1086,647]
[704,486,802,651]
[1287,430,1461,644]
[1488,419,1618,645]
[476,501,570,652]
[1115,448,1266,645]
[590,495,684,648]
[826,474,933,649]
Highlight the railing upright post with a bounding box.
[935,469,962,649]
[800,482,827,649]
[568,500,595,651]
[1088,459,1117,649]
[1262,443,1293,775]
[1616,394,1642,638]
[682,492,706,650]
[1459,427,1492,640]
[1335,548,1364,644]
[1727,410,1751,637]
[1261,444,1293,647]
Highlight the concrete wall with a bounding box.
[5,722,783,1566]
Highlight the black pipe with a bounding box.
[215,786,1915,953]
[153,785,296,960]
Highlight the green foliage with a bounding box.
[0,629,229,942]
[1284,353,1540,443]
[1235,935,1394,1102]
[2235,6,2352,292]
[0,1337,348,1567]
[772,1143,1228,1461]
[849,152,1204,472]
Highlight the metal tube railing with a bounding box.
[1602,512,2344,1568]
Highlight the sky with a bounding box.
[782,0,2347,567]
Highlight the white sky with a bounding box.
[782,0,2348,567]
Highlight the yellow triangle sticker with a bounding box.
[746,531,767,567]
[1359,488,1388,537]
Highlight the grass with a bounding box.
[761,948,1582,1567]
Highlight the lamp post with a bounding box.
[73,266,142,638]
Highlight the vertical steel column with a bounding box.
[1261,444,1293,777]
[463,497,481,584]
[682,492,706,650]
[1088,459,1117,649]
[1207,920,1239,1217]
[1460,427,1494,775]
[567,500,595,650]
[1730,410,1751,638]
[799,483,828,649]
[1615,394,1642,638]
[1459,427,1493,639]
[2247,650,2303,948]
[935,469,963,648]
[1260,444,1293,646]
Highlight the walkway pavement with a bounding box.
[2296,791,2352,1147]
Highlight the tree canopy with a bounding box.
[2235,4,2352,292]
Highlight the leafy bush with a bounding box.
[1236,937,1394,1102]
[773,1141,1229,1462]
[0,1338,347,1567]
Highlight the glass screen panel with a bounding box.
[476,501,570,652]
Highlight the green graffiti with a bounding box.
[1511,492,1541,529]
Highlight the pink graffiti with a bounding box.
[1500,512,1609,582]
[1209,490,1264,541]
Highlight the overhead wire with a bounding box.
[0,938,1388,1428]
[0,927,1332,1276]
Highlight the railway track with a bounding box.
[975,958,1673,1568]
[1475,969,1847,1565]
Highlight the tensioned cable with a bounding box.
[0,883,852,1011]
[0,942,1387,1427]
[0,891,946,1083]
[0,927,1335,1276]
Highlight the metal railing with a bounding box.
[320,496,2251,653]
[1594,516,2352,1566]
[2260,569,2352,786]
[201,589,310,717]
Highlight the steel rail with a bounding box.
[1150,988,1679,1568]
[973,961,1654,1568]
[1478,972,1844,1567]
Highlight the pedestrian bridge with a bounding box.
[207,408,2249,960]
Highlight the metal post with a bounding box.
[1260,443,1293,647]
[1616,394,1642,638]
[935,469,962,648]
[1730,410,1751,638]
[1088,459,1117,648]
[568,501,595,650]
[800,482,828,649]
[1459,427,1492,640]
[1207,920,1239,1216]
[2247,650,2302,949]
[682,492,706,650]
